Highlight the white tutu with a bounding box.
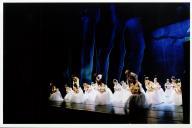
[145,81,161,105]
[107,87,113,102]
[64,88,73,102]
[172,90,182,105]
[121,81,132,103]
[95,85,112,105]
[156,88,165,103]
[145,90,162,105]
[111,84,125,107]
[49,89,64,101]
[121,81,129,90]
[122,89,132,104]
[92,83,99,90]
[83,87,97,105]
[154,82,165,103]
[95,91,111,105]
[70,88,84,103]
[164,88,174,104]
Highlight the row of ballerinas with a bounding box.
[49,74,182,107]
[144,76,182,106]
[49,74,122,106]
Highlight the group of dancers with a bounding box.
[144,76,182,106]
[49,70,182,109]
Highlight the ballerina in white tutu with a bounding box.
[83,82,97,105]
[172,79,182,105]
[145,77,161,105]
[154,77,165,103]
[111,79,125,107]
[95,74,112,105]
[121,81,129,90]
[120,80,132,104]
[49,83,64,102]
[92,74,100,90]
[70,76,84,103]
[64,86,73,102]
[164,78,174,104]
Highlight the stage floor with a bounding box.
[47,101,183,124]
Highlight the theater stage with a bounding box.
[46,101,183,124]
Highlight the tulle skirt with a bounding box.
[122,89,132,104]
[49,90,64,102]
[106,88,113,102]
[70,92,84,103]
[156,88,165,103]
[83,91,97,105]
[64,92,73,102]
[145,90,162,105]
[95,91,111,105]
[111,91,125,107]
[172,91,182,105]
[164,88,174,104]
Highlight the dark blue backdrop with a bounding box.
[77,5,190,87]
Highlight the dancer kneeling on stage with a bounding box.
[95,74,113,105]
[111,79,125,107]
[145,77,162,105]
[154,77,165,103]
[83,82,97,105]
[64,86,73,102]
[49,82,64,102]
[164,78,174,104]
[70,76,84,103]
[121,81,132,104]
[172,78,182,106]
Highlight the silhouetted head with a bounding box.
[72,76,80,87]
[166,79,170,83]
[51,85,57,94]
[50,80,56,86]
[83,83,91,92]
[113,79,118,85]
[177,79,181,83]
[96,74,103,85]
[73,83,79,93]
[144,77,149,84]
[128,72,137,85]
[171,76,176,83]
[65,87,72,93]
[120,81,125,85]
[154,77,158,83]
[125,69,131,79]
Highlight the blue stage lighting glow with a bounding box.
[153,19,189,39]
[151,19,189,78]
[123,18,145,76]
